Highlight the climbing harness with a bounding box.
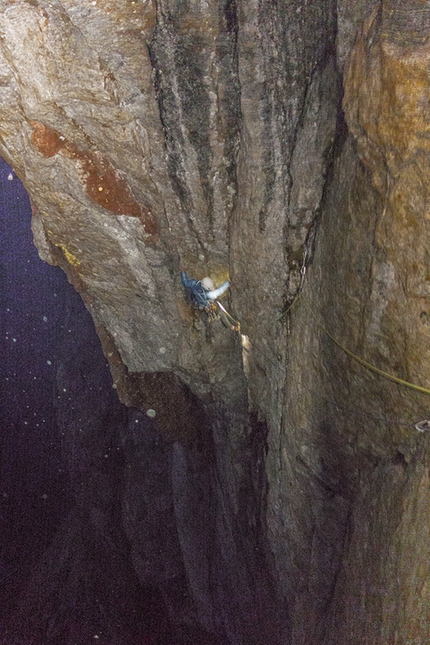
[205,301,219,320]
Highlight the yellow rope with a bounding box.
[215,289,430,398]
[301,296,430,397]
[211,290,430,426]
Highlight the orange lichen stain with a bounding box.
[30,121,158,236]
[31,121,63,157]
[80,151,142,218]
[55,243,81,268]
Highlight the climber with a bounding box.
[181,270,230,310]
[180,269,239,330]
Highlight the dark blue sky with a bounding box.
[0,157,85,617]
[0,157,76,488]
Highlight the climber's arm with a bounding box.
[206,281,230,300]
[181,271,192,288]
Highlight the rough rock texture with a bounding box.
[319,4,430,642]
[1,0,430,643]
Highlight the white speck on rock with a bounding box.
[415,419,430,433]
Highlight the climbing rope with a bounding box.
[215,300,241,332]
[218,291,430,396]
[300,295,430,397]
[215,300,294,374]
[211,286,430,430]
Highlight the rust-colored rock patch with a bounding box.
[30,121,157,236]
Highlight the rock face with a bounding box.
[321,5,430,642]
[1,1,430,644]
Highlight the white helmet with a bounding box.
[201,277,214,291]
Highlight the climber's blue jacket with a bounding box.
[181,271,230,309]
